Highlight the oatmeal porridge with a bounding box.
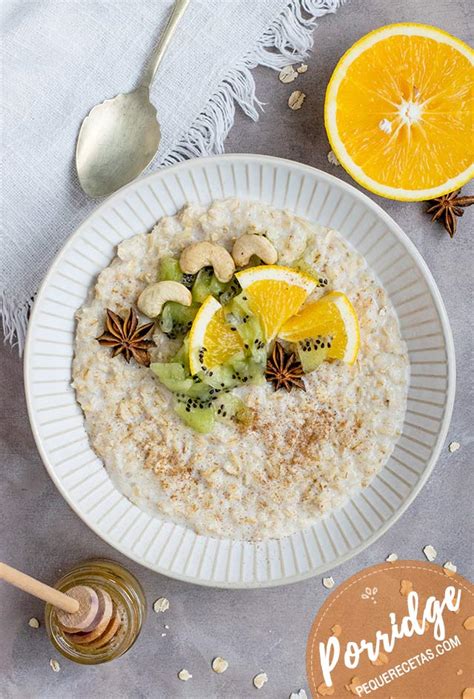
[72,199,409,540]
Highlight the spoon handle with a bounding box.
[141,0,190,88]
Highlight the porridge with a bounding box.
[73,199,409,541]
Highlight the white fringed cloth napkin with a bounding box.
[1,0,344,351]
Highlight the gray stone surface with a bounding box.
[1,1,472,697]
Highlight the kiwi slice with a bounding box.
[170,338,190,374]
[293,258,329,288]
[151,362,187,382]
[150,362,193,392]
[214,393,251,424]
[218,276,241,305]
[296,336,331,373]
[191,268,226,303]
[174,393,250,433]
[196,364,239,391]
[230,355,266,386]
[152,360,232,405]
[225,293,266,362]
[158,301,199,339]
[159,256,196,288]
[175,403,215,433]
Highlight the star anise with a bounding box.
[96,308,155,367]
[426,189,474,238]
[265,341,306,392]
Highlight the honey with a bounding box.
[45,559,145,664]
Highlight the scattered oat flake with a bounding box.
[153,597,169,613]
[457,669,463,675]
[297,63,308,73]
[164,624,169,629]
[212,657,229,674]
[290,691,308,699]
[288,90,305,110]
[400,579,413,596]
[327,150,340,166]
[317,682,335,696]
[279,65,298,83]
[28,617,40,629]
[178,669,192,681]
[371,652,388,666]
[463,616,474,630]
[331,624,342,637]
[449,441,460,452]
[462,689,474,699]
[323,576,335,589]
[253,672,268,689]
[423,545,437,562]
[49,659,60,673]
[386,553,398,563]
[443,561,457,576]
[161,633,167,637]
[345,677,362,695]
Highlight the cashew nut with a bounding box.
[137,281,192,318]
[179,242,235,283]
[232,234,278,267]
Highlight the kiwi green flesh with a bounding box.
[219,277,241,305]
[225,293,266,358]
[158,256,196,288]
[293,258,329,288]
[191,268,225,303]
[197,364,239,390]
[150,363,194,393]
[175,391,250,433]
[296,336,331,373]
[152,360,234,404]
[214,393,249,423]
[231,356,265,385]
[175,403,215,433]
[170,339,191,374]
[159,302,199,339]
[151,362,186,382]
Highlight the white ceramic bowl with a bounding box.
[24,155,455,588]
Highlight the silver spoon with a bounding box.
[76,0,190,198]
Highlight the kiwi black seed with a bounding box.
[182,273,196,288]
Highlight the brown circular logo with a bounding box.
[306,561,473,698]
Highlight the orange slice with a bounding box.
[235,265,317,341]
[279,291,360,364]
[325,23,474,200]
[188,295,243,375]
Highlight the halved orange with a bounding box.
[325,23,474,200]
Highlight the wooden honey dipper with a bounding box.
[0,562,121,648]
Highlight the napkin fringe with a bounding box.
[161,0,344,165]
[1,291,31,354]
[3,0,344,352]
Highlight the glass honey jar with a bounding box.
[45,558,146,664]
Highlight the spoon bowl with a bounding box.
[76,86,161,198]
[76,0,189,198]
